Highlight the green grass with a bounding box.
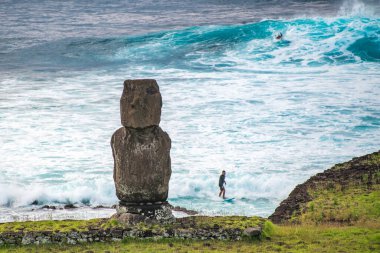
[260,220,275,239]
[1,224,378,253]
[364,152,380,166]
[332,152,380,171]
[292,182,380,224]
[0,216,265,235]
[286,151,380,224]
[0,219,104,233]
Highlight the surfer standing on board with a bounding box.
[219,170,226,199]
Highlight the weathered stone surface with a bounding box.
[120,79,162,128]
[111,213,146,225]
[115,203,175,224]
[170,204,198,215]
[111,126,171,203]
[116,202,166,214]
[21,233,34,245]
[243,227,262,237]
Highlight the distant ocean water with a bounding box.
[0,0,379,222]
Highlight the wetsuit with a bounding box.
[219,174,225,190]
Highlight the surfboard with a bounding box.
[223,197,235,202]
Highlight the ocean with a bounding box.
[0,0,379,222]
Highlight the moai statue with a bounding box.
[111,79,173,224]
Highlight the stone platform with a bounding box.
[0,216,266,245]
[112,202,175,225]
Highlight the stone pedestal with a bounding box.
[112,202,175,225]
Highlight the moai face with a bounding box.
[120,79,162,129]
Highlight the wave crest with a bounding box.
[9,17,378,72]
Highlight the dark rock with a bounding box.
[117,202,167,214]
[21,233,35,245]
[93,205,112,209]
[110,229,123,239]
[268,183,312,224]
[243,227,262,237]
[35,235,51,245]
[120,79,162,128]
[115,203,175,224]
[170,205,198,215]
[111,213,146,225]
[111,126,171,203]
[64,204,77,209]
[41,205,56,210]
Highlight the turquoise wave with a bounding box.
[7,17,379,72]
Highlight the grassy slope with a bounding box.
[298,184,380,224]
[270,151,380,224]
[293,152,380,224]
[1,225,379,253]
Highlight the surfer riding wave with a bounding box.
[218,170,226,199]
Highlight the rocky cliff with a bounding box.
[269,151,380,224]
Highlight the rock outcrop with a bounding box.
[111,79,173,223]
[269,150,380,224]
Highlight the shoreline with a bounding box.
[0,204,198,223]
[0,151,378,252]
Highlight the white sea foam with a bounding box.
[339,0,376,17]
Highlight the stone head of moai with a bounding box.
[120,79,162,128]
[111,79,171,205]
